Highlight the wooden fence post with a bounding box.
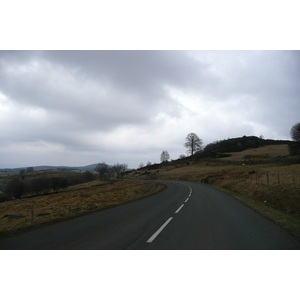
[31,209,35,224]
[254,170,259,205]
[292,173,296,189]
[266,173,269,185]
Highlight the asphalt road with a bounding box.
[1,180,299,250]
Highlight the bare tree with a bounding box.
[31,177,51,196]
[5,178,25,199]
[289,123,300,155]
[83,171,95,182]
[290,123,300,142]
[19,169,25,180]
[26,167,34,173]
[119,163,128,180]
[112,163,128,180]
[160,151,170,162]
[50,177,63,193]
[107,167,116,182]
[112,164,121,180]
[95,162,109,180]
[184,133,203,156]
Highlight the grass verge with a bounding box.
[213,185,300,241]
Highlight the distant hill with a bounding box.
[0,163,112,173]
[33,164,103,172]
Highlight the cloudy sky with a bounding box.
[1,50,299,169]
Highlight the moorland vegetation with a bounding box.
[1,123,300,238]
[0,167,165,235]
[125,134,300,239]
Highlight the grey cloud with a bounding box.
[1,50,300,168]
[191,51,300,137]
[41,50,205,90]
[0,50,203,131]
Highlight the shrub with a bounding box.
[5,178,25,199]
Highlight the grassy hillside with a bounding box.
[125,144,300,239]
[0,168,166,235]
[0,179,166,236]
[219,144,290,161]
[1,141,299,239]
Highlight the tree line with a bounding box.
[2,171,96,201]
[94,162,128,181]
[1,162,129,202]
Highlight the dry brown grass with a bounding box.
[125,145,300,238]
[140,162,300,215]
[221,144,290,161]
[0,180,166,235]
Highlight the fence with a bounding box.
[255,171,300,189]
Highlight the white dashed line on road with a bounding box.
[175,204,185,213]
[146,217,173,243]
[146,183,193,244]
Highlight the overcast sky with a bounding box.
[0,50,299,169]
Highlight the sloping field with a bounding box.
[125,144,300,238]
[220,144,290,161]
[0,180,166,235]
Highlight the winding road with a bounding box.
[1,180,299,250]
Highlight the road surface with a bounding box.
[1,180,299,250]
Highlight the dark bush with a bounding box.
[5,178,25,199]
[31,177,51,196]
[83,171,95,182]
[0,192,10,202]
[203,136,264,154]
[288,142,300,156]
[50,177,64,193]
